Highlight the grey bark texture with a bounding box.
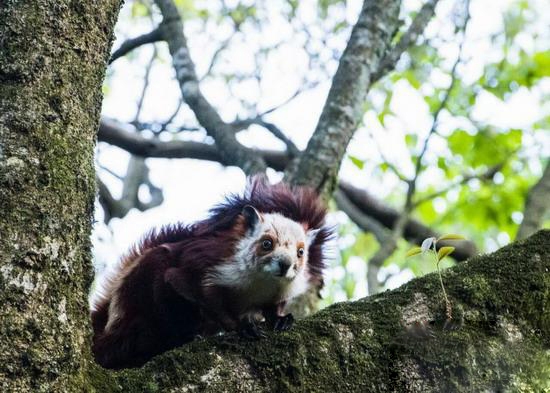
[517,160,550,240]
[0,1,121,391]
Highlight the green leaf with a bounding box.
[349,156,364,170]
[131,2,150,18]
[406,247,422,257]
[437,234,466,241]
[437,246,455,261]
[405,134,418,148]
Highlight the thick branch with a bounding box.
[106,230,550,391]
[517,160,550,239]
[285,0,401,197]
[153,0,267,174]
[339,181,477,261]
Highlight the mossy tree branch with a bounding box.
[97,230,549,392]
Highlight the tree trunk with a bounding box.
[102,230,549,392]
[0,1,121,391]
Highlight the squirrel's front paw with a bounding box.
[274,313,294,331]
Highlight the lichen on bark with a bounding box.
[0,1,122,391]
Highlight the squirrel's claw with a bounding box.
[239,321,267,339]
[274,313,294,331]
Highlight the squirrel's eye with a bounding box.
[297,248,305,257]
[262,239,273,251]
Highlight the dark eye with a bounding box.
[297,248,305,257]
[262,239,273,251]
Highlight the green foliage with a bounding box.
[348,155,364,170]
[318,0,346,19]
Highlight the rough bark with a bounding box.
[91,230,549,392]
[517,160,550,240]
[370,0,439,83]
[0,1,121,391]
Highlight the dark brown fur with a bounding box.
[91,177,331,369]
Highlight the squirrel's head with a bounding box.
[239,205,319,281]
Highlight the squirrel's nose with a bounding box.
[278,258,292,275]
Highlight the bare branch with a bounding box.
[153,0,267,175]
[199,35,234,81]
[413,163,503,207]
[98,118,288,170]
[160,99,184,131]
[334,189,389,243]
[134,46,157,122]
[517,160,550,239]
[98,156,164,223]
[258,81,320,117]
[109,27,164,64]
[400,0,470,226]
[371,0,439,84]
[231,117,299,157]
[367,129,411,182]
[98,118,478,256]
[97,178,118,223]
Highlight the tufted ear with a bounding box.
[242,205,263,230]
[306,228,321,245]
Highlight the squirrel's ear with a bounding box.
[242,205,262,229]
[306,228,321,245]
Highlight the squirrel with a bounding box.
[90,176,331,369]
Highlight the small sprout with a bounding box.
[437,246,455,262]
[406,234,466,321]
[421,237,437,253]
[437,234,465,241]
[406,247,422,257]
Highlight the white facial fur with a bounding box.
[207,209,319,307]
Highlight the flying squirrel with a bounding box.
[90,176,332,369]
